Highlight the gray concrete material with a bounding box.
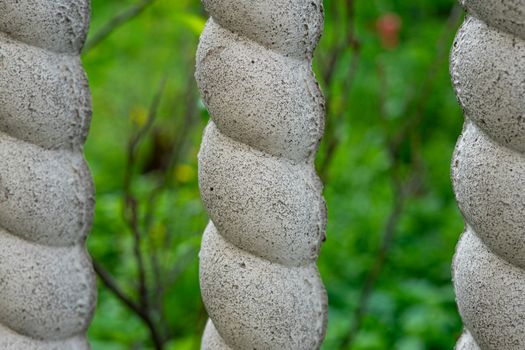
[201,320,233,350]
[0,0,90,54]
[0,231,96,340]
[451,2,525,349]
[460,0,525,39]
[202,0,324,59]
[452,122,525,268]
[199,122,326,267]
[0,33,92,150]
[0,324,89,350]
[196,0,327,348]
[200,224,327,350]
[454,229,525,349]
[196,19,325,163]
[450,16,525,154]
[0,0,96,347]
[456,331,481,350]
[0,135,94,246]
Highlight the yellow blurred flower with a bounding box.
[175,164,195,183]
[130,106,148,127]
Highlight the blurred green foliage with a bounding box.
[83,0,465,349]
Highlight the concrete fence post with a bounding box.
[195,0,328,349]
[0,1,96,349]
[451,1,524,349]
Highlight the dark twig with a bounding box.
[83,0,160,53]
[141,63,199,333]
[118,75,168,350]
[321,0,361,88]
[93,260,164,350]
[88,4,203,346]
[100,68,195,348]
[93,261,142,318]
[319,0,362,182]
[123,74,168,310]
[143,71,198,232]
[338,61,425,349]
[339,5,463,349]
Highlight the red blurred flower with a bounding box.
[376,13,402,49]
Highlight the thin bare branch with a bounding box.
[319,0,362,182]
[338,5,463,348]
[83,0,160,53]
[119,74,169,350]
[123,74,168,309]
[93,261,164,350]
[93,261,142,317]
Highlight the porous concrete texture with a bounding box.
[0,0,90,54]
[195,0,328,349]
[456,331,480,350]
[0,324,89,350]
[450,1,525,349]
[0,0,96,348]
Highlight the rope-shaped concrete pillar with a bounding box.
[195,1,328,348]
[451,1,524,349]
[0,1,96,348]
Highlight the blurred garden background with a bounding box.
[84,0,466,348]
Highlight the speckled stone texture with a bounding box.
[450,1,525,349]
[0,1,96,349]
[195,0,328,349]
[456,331,480,350]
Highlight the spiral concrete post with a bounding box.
[450,1,524,349]
[0,1,96,349]
[195,1,328,349]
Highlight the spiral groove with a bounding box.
[450,1,525,349]
[0,1,96,349]
[196,1,328,349]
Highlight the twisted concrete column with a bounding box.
[0,1,96,349]
[195,1,328,349]
[450,1,524,349]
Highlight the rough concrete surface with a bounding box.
[0,0,96,348]
[201,320,233,350]
[455,331,480,350]
[451,1,525,349]
[196,0,328,349]
[0,324,89,350]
